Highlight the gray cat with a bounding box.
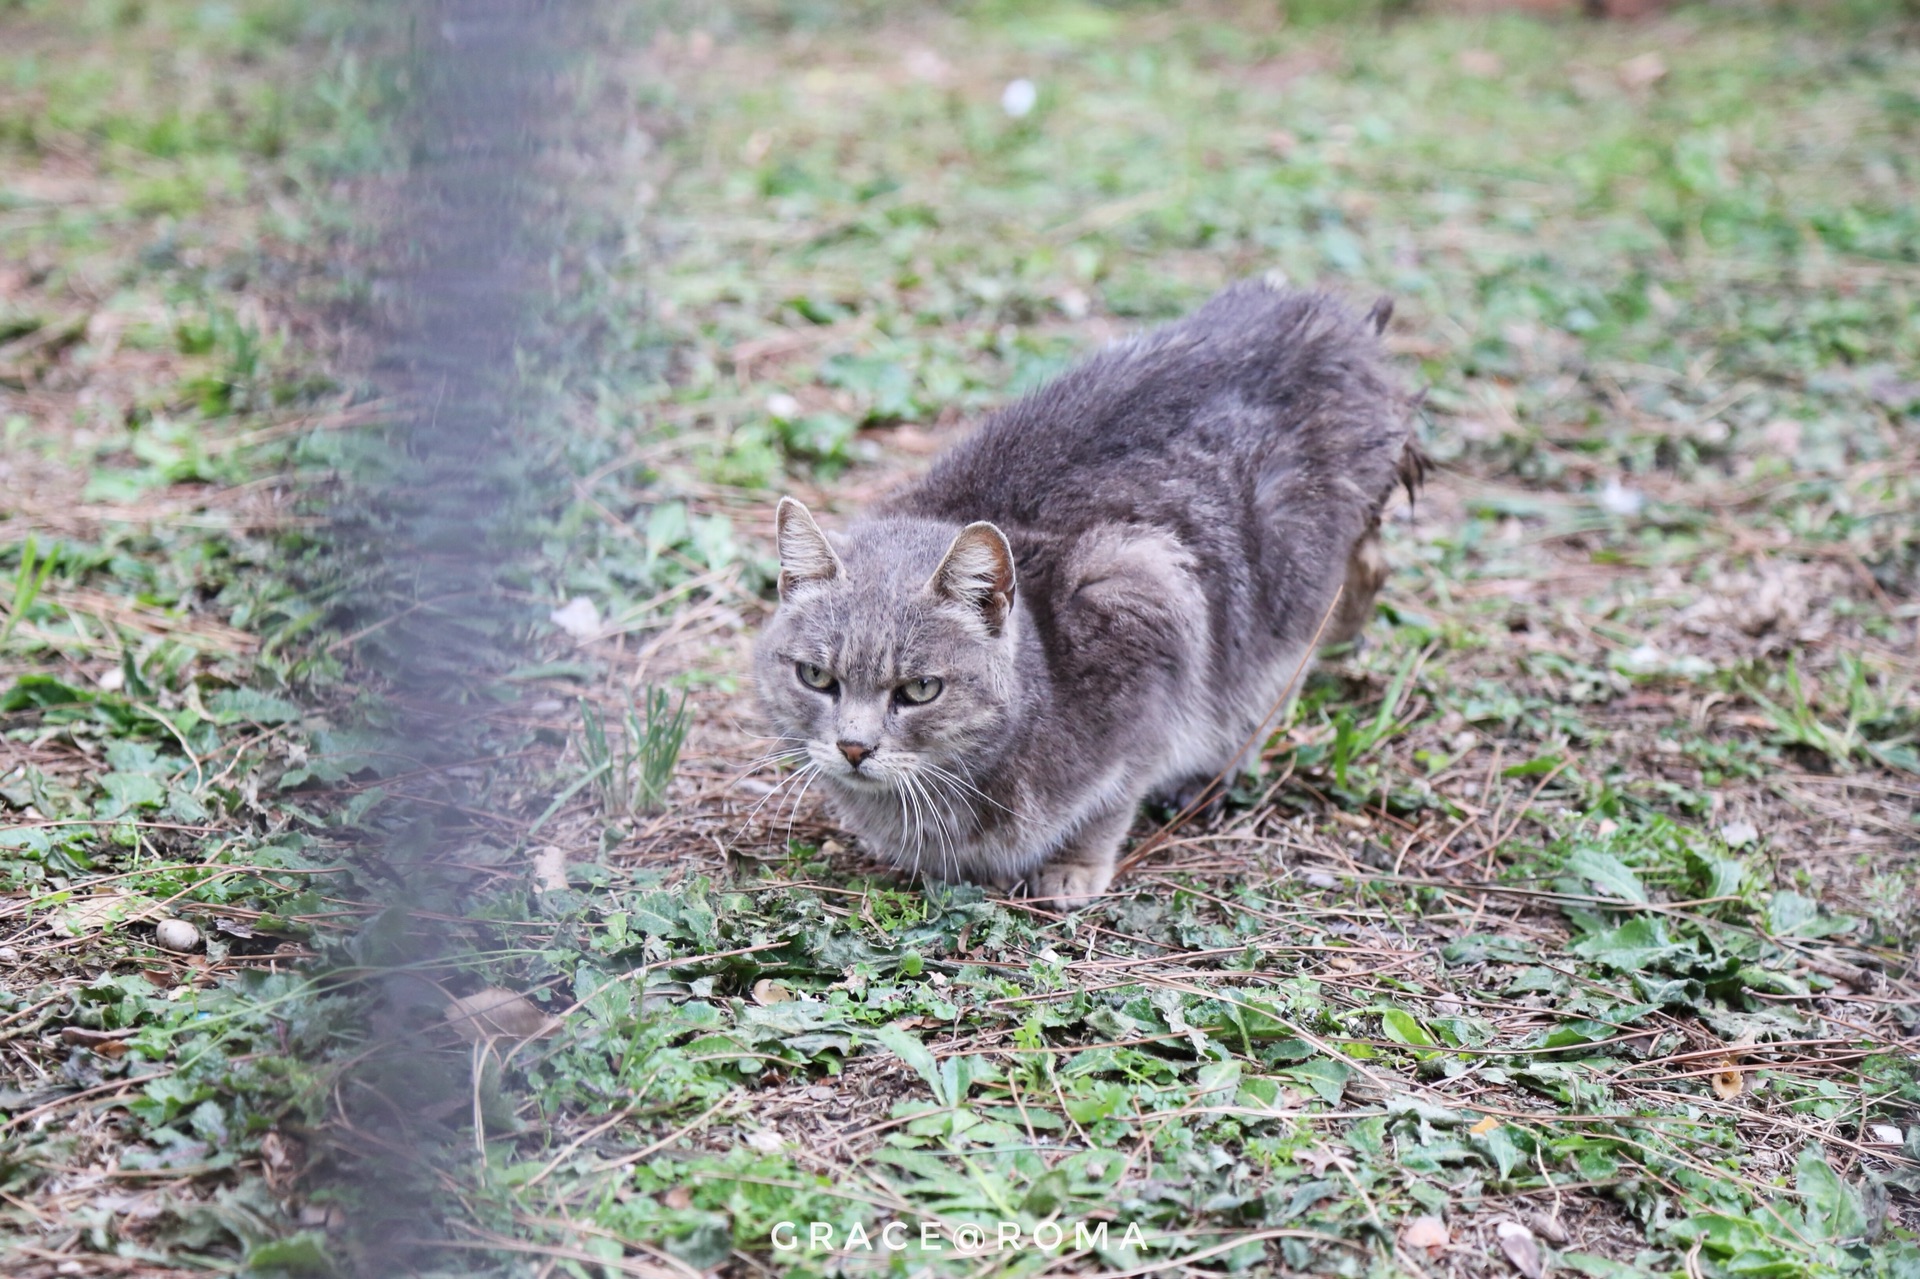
[753,279,1421,907]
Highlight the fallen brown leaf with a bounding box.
[1402,1215,1449,1251]
[261,1130,303,1192]
[50,892,159,937]
[1710,1032,1756,1100]
[1617,51,1667,91]
[1457,49,1503,79]
[751,978,792,1005]
[1470,1115,1501,1136]
[444,988,562,1042]
[1710,1060,1744,1099]
[60,1027,134,1056]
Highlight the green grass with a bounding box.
[0,2,394,1273]
[464,4,1919,1277]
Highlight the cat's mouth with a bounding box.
[828,761,893,789]
[808,743,894,787]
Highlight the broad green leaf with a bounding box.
[1194,1059,1241,1104]
[1062,1080,1128,1123]
[1796,1145,1867,1241]
[1380,1007,1437,1048]
[870,1022,945,1104]
[1569,917,1687,971]
[1281,1057,1351,1104]
[206,688,305,725]
[1472,1123,1522,1177]
[1565,848,1647,902]
[96,773,166,819]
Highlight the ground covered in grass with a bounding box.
[471,4,1920,1277]
[0,2,392,1274]
[3,1,1917,1278]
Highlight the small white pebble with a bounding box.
[0,946,19,964]
[1600,477,1645,516]
[766,392,801,420]
[155,919,203,953]
[548,596,602,640]
[1001,78,1037,118]
[1869,1124,1903,1145]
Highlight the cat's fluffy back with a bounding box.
[883,280,1412,654]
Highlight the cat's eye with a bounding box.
[796,662,836,691]
[896,677,943,705]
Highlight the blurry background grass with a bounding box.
[2,0,1917,1276]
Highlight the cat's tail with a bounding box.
[1396,391,1430,511]
[1361,293,1430,511]
[1325,300,1429,649]
[1366,294,1394,336]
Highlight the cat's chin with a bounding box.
[826,769,894,793]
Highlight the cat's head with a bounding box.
[754,497,1021,795]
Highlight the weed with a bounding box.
[0,535,56,652]
[579,686,692,819]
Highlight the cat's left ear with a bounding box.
[775,497,844,600]
[928,522,1016,637]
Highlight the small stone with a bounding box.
[154,919,203,953]
[1526,1211,1570,1245]
[1401,1215,1449,1250]
[1869,1124,1903,1145]
[531,845,569,893]
[1720,820,1759,848]
[548,596,602,640]
[0,945,19,963]
[1001,78,1037,119]
[1599,476,1645,517]
[1496,1221,1543,1279]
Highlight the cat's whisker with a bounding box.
[907,770,960,885]
[923,772,968,884]
[780,761,825,853]
[734,759,817,840]
[895,771,930,875]
[917,759,1016,819]
[730,747,808,779]
[900,771,933,877]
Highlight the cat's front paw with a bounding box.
[1026,860,1114,910]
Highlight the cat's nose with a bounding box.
[837,740,871,769]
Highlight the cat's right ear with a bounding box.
[928,521,1016,637]
[775,497,843,600]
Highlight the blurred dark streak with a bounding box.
[328,2,575,1272]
